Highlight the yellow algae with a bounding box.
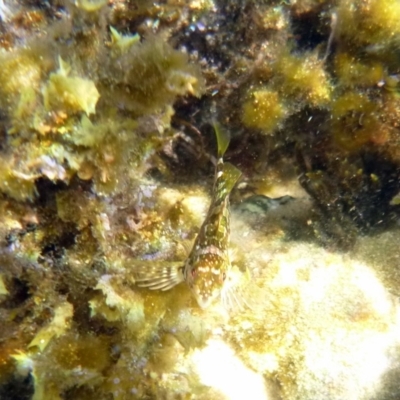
[12,87,38,122]
[274,51,332,106]
[28,302,73,352]
[330,91,385,151]
[334,52,385,88]
[242,88,285,134]
[91,275,145,333]
[0,48,47,109]
[12,351,34,377]
[157,185,209,229]
[260,5,288,31]
[102,36,205,115]
[0,274,8,295]
[75,0,108,12]
[337,0,400,46]
[110,26,140,53]
[330,92,374,118]
[43,57,100,116]
[0,160,38,201]
[26,334,111,400]
[69,114,107,147]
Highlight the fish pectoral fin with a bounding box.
[221,283,249,313]
[173,239,193,257]
[133,262,185,291]
[220,265,252,313]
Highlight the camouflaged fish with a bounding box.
[134,122,242,309]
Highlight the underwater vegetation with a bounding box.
[1,0,400,400]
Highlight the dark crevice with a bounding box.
[0,375,34,400]
[1,277,31,309]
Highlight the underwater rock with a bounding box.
[28,302,73,352]
[233,194,313,240]
[225,237,400,400]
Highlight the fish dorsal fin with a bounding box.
[213,121,230,158]
[220,162,242,193]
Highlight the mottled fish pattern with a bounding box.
[134,122,242,309]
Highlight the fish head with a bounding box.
[185,254,228,309]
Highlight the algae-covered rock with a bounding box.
[90,274,145,334]
[337,0,400,47]
[43,57,100,116]
[225,235,400,400]
[28,302,74,352]
[100,35,204,115]
[14,333,111,400]
[0,47,49,110]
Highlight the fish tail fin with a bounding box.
[213,121,230,159]
[133,262,185,291]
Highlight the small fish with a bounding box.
[134,122,242,309]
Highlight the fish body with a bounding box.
[134,123,241,309]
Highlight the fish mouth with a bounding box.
[192,288,220,309]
